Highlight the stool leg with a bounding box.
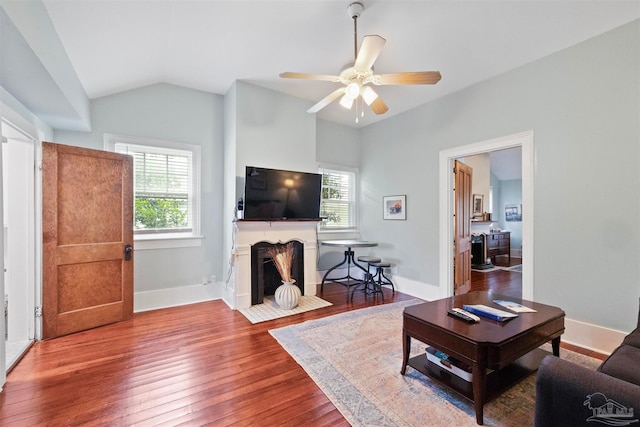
[379,268,394,294]
[350,263,374,302]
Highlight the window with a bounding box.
[105,134,201,247]
[319,166,357,230]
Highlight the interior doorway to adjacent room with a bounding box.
[461,148,523,297]
[439,131,534,300]
[2,119,37,372]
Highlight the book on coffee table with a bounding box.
[462,304,519,321]
[493,299,537,313]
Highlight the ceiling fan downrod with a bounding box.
[348,2,364,61]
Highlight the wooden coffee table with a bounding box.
[400,291,565,425]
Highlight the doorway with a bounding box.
[439,131,534,300]
[2,120,37,371]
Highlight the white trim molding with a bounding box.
[134,281,221,312]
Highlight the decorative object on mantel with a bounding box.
[268,242,301,309]
[472,194,483,218]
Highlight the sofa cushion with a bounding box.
[597,344,640,386]
[622,328,640,348]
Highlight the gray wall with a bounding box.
[359,20,640,332]
[55,83,225,293]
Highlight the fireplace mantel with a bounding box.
[224,220,320,309]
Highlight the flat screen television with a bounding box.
[243,166,322,220]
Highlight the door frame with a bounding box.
[439,131,534,300]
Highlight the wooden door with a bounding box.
[42,142,133,339]
[454,160,472,295]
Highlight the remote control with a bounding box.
[448,307,480,323]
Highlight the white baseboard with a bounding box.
[563,318,627,356]
[388,275,444,302]
[134,282,221,313]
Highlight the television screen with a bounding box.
[243,166,322,220]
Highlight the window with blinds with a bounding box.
[319,167,356,230]
[105,135,200,238]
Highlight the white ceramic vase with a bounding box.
[275,280,301,309]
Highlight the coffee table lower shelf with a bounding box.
[407,347,551,404]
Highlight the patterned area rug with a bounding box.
[270,300,601,427]
[239,295,332,324]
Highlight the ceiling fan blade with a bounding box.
[354,35,386,72]
[307,87,346,113]
[369,96,389,115]
[280,72,340,82]
[373,71,442,85]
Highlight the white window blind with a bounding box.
[319,167,356,230]
[105,135,200,239]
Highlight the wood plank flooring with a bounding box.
[0,277,605,426]
[471,256,523,297]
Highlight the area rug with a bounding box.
[472,264,522,273]
[269,300,601,427]
[239,295,332,324]
[471,265,503,273]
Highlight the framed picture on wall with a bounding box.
[505,203,522,222]
[472,194,483,217]
[383,195,406,220]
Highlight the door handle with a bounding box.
[124,244,133,261]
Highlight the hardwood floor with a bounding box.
[0,277,605,426]
[0,284,412,426]
[470,256,523,298]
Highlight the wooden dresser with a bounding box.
[486,231,510,262]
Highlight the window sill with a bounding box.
[134,234,203,251]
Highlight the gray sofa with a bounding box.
[535,301,640,426]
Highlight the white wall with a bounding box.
[359,20,640,333]
[54,83,225,297]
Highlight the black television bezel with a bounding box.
[242,166,322,221]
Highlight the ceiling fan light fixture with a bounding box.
[339,94,354,109]
[345,81,361,99]
[361,86,378,105]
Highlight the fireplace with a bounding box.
[225,220,320,310]
[251,241,304,305]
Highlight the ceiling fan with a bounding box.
[279,2,441,120]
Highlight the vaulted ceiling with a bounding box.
[40,0,640,128]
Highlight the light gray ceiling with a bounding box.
[42,0,639,128]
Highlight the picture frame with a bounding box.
[505,203,522,222]
[472,194,484,217]
[383,195,406,220]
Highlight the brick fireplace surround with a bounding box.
[225,220,320,310]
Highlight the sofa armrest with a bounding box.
[535,356,640,427]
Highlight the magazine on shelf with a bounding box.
[462,304,519,321]
[493,299,537,313]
